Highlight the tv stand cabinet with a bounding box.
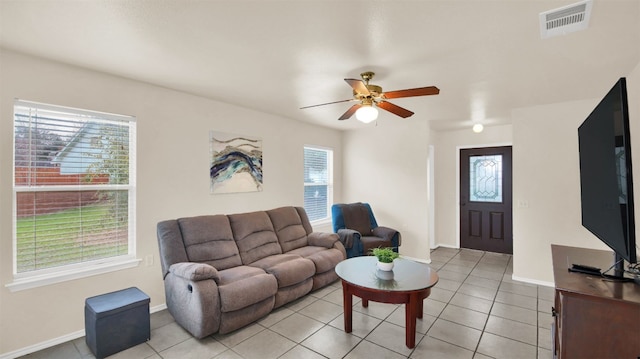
[551,245,640,359]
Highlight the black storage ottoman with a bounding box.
[85,287,150,358]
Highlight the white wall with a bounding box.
[342,120,431,261]
[432,125,513,249]
[511,99,603,284]
[511,63,640,284]
[0,50,343,355]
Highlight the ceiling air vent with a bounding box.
[539,0,592,39]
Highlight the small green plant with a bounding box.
[371,247,399,263]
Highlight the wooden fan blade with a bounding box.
[300,99,354,109]
[345,78,370,95]
[377,101,414,118]
[339,104,362,121]
[382,86,440,99]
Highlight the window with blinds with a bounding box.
[13,100,136,277]
[303,146,333,222]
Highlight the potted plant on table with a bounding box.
[372,247,399,271]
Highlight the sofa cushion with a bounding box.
[218,273,277,312]
[157,219,190,278]
[287,246,344,273]
[219,297,274,334]
[273,278,313,308]
[250,254,316,288]
[298,247,344,273]
[294,207,314,234]
[267,206,309,252]
[217,265,268,286]
[229,211,282,264]
[178,215,242,270]
[286,246,325,258]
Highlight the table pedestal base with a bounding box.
[341,281,431,348]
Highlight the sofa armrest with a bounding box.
[308,232,339,248]
[169,262,219,282]
[308,232,347,258]
[165,267,221,338]
[372,226,401,247]
[336,228,360,249]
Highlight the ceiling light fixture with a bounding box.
[355,104,378,123]
[472,124,484,133]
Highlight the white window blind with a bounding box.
[13,100,136,277]
[304,146,333,222]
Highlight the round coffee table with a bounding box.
[334,256,439,348]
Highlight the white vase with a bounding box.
[377,260,394,271]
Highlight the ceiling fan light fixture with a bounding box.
[355,105,378,123]
[300,71,439,122]
[472,123,484,133]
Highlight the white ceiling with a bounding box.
[1,1,639,131]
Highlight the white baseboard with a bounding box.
[511,274,555,287]
[0,304,167,359]
[431,243,458,249]
[151,303,168,313]
[400,254,431,264]
[0,330,86,359]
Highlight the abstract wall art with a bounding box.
[210,131,263,194]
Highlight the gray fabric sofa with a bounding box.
[157,206,346,338]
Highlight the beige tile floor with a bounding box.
[20,247,555,359]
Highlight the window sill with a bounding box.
[311,218,332,225]
[311,218,333,232]
[5,257,142,292]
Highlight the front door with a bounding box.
[460,146,513,254]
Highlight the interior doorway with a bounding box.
[459,146,513,254]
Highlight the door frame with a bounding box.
[428,145,435,249]
[455,142,513,249]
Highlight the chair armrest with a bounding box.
[308,232,340,248]
[372,226,401,246]
[336,228,360,249]
[169,262,219,282]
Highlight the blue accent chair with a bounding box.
[331,202,401,258]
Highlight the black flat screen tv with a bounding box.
[578,77,637,279]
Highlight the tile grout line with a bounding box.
[435,248,491,357]
[433,248,543,358]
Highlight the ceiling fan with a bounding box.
[300,71,439,123]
